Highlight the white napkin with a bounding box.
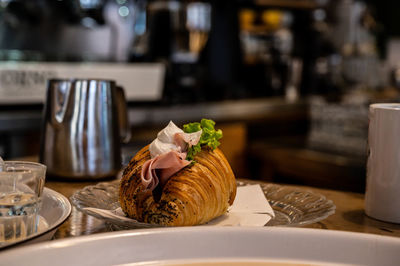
[207,184,275,226]
[83,184,274,227]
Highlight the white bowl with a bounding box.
[1,227,399,265]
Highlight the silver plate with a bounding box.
[70,180,335,229]
[0,187,72,250]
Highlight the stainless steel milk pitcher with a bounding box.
[40,79,130,180]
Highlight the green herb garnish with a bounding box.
[183,119,223,161]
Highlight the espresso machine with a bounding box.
[0,0,339,102]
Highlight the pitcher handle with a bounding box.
[116,86,131,143]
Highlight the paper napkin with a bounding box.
[207,184,275,226]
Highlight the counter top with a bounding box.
[45,178,400,239]
[0,97,307,132]
[128,97,307,126]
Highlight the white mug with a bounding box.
[365,103,400,223]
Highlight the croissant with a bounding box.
[119,145,236,226]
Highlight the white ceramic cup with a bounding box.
[365,103,400,223]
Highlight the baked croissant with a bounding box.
[119,145,236,226]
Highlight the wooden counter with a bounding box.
[45,179,400,240]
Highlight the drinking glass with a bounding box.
[0,161,46,244]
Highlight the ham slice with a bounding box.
[142,126,202,191]
[141,150,191,191]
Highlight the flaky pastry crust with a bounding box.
[119,145,236,226]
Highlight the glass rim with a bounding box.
[370,103,400,111]
[2,161,47,170]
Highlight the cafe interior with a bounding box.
[0,0,400,264]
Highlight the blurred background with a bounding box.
[1,0,400,192]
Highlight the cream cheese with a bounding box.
[149,121,183,158]
[149,121,202,158]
